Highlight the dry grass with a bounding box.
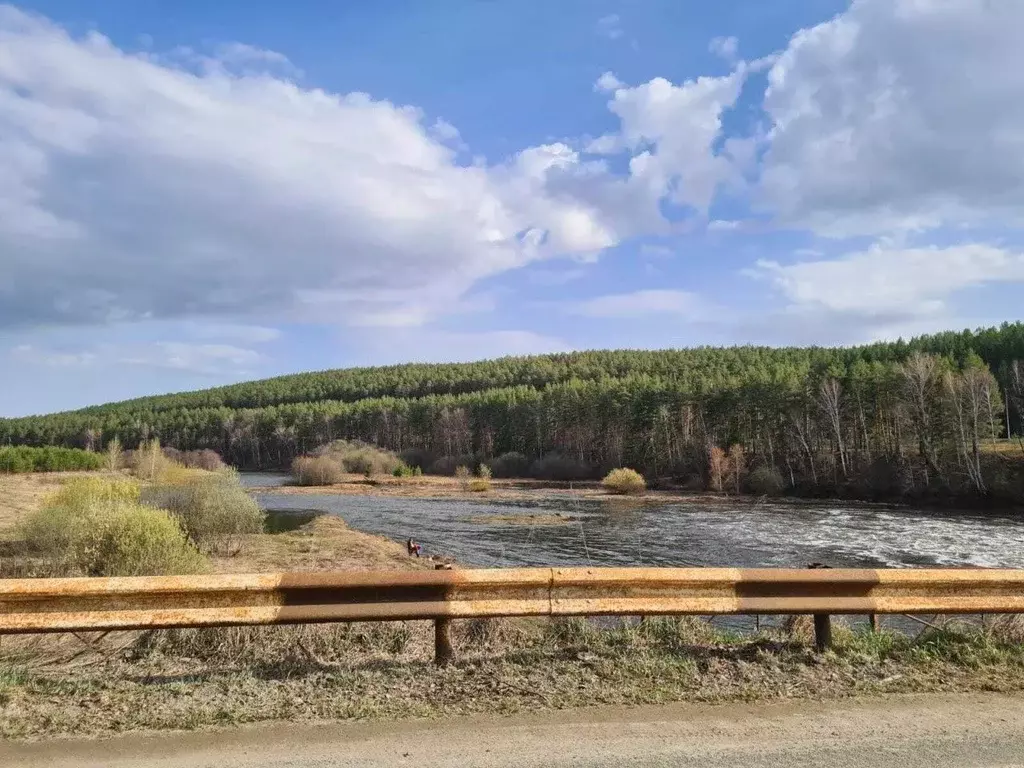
[981,439,1024,457]
[3,618,1024,740]
[212,515,435,573]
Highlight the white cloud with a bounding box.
[596,14,623,40]
[759,0,1024,236]
[10,344,96,367]
[708,35,738,61]
[751,243,1024,317]
[124,342,261,373]
[593,68,749,212]
[0,7,622,333]
[212,42,300,76]
[526,267,588,286]
[708,219,741,231]
[571,289,714,319]
[640,243,674,259]
[595,71,623,92]
[181,322,282,343]
[10,337,263,375]
[430,117,461,143]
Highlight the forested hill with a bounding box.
[3,323,1024,502]
[34,323,1024,415]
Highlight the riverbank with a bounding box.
[248,471,1024,516]
[246,473,833,508]
[0,471,431,575]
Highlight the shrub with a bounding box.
[529,452,592,481]
[147,471,263,554]
[129,439,172,481]
[746,465,785,495]
[477,463,493,480]
[19,478,208,576]
[179,449,227,471]
[291,455,344,486]
[602,467,646,495]
[104,437,123,471]
[46,476,141,511]
[487,451,530,478]
[316,440,402,476]
[392,462,416,478]
[467,478,491,492]
[0,446,104,473]
[454,465,472,480]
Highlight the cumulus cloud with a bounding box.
[759,0,1024,236]
[590,68,749,212]
[0,6,621,332]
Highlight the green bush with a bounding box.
[291,455,344,485]
[746,465,785,495]
[0,446,103,473]
[148,471,264,554]
[392,462,416,478]
[602,467,646,495]
[18,478,208,576]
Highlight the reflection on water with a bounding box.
[238,472,292,489]
[250,490,1024,570]
[264,509,324,534]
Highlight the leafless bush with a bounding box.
[291,455,345,486]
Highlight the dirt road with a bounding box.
[4,693,1023,767]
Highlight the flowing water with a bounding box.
[245,474,1024,571]
[246,473,1024,632]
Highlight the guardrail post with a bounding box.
[868,613,879,633]
[808,562,832,652]
[813,613,832,652]
[434,563,454,666]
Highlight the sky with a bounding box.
[2,0,1024,416]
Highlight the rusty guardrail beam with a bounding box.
[2,568,1023,660]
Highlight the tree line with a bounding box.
[3,323,1024,502]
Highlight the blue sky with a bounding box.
[2,0,1024,416]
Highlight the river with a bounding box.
[243,474,1024,571]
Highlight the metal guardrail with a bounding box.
[2,567,1023,662]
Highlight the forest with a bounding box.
[3,323,1024,503]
